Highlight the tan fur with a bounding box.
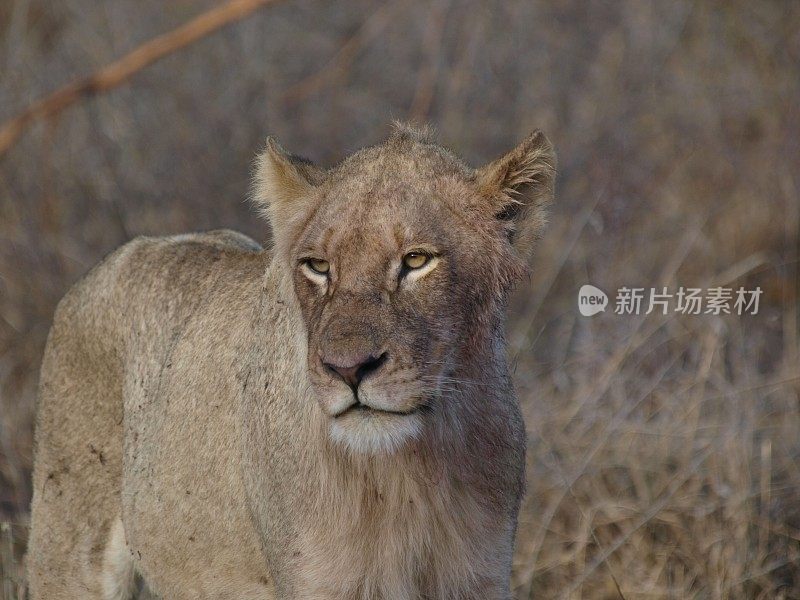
[27,125,555,599]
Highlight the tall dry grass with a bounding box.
[1,0,799,597]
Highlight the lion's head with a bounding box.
[253,124,555,453]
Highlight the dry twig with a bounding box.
[407,0,451,121]
[281,0,405,105]
[0,0,279,157]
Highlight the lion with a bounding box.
[26,123,555,599]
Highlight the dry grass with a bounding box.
[511,305,800,598]
[1,0,799,598]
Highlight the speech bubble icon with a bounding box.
[578,284,608,316]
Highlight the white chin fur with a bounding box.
[329,411,423,454]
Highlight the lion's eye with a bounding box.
[307,258,330,275]
[402,252,430,270]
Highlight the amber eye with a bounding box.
[306,258,330,275]
[402,252,430,270]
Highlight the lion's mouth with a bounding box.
[333,401,420,419]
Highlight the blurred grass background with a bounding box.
[1,0,799,597]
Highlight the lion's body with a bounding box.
[28,232,270,598]
[27,125,554,599]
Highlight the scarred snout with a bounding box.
[311,317,430,419]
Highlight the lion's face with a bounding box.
[255,126,555,453]
[292,170,485,453]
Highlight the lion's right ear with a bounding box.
[252,137,325,237]
[475,130,556,258]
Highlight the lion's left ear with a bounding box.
[475,130,556,257]
[252,137,326,239]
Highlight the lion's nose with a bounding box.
[324,353,387,390]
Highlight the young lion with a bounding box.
[27,124,555,599]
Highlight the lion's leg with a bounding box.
[26,301,126,599]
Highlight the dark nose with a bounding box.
[324,353,387,390]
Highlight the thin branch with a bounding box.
[281,0,404,105]
[0,0,279,157]
[408,0,450,121]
